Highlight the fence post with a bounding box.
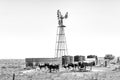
[13,73,15,80]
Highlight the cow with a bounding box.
[78,61,95,71]
[47,64,59,73]
[38,63,60,73]
[63,63,79,71]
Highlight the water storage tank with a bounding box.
[74,55,85,62]
[26,62,33,67]
[25,58,34,67]
[62,55,73,65]
[70,56,73,63]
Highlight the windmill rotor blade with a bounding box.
[59,11,62,16]
[65,12,68,18]
[57,10,60,18]
[57,10,60,15]
[57,10,62,19]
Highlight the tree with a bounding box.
[87,55,97,58]
[87,55,98,65]
[104,54,115,60]
[104,54,115,67]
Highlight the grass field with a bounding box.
[0,59,120,80]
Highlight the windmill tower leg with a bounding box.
[55,26,68,58]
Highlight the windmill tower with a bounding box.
[55,10,68,58]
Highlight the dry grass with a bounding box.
[1,69,120,80]
[0,59,120,80]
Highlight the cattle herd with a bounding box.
[38,63,59,73]
[63,61,95,70]
[33,61,95,73]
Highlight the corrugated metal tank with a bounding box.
[25,58,62,67]
[74,55,85,62]
[26,62,33,67]
[25,58,33,67]
[62,55,73,65]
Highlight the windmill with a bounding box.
[55,10,68,58]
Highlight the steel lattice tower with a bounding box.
[55,10,68,58]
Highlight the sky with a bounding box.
[0,0,120,59]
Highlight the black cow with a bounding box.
[38,64,45,69]
[47,64,59,73]
[63,63,79,71]
[78,61,95,71]
[38,63,60,73]
[38,63,49,69]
